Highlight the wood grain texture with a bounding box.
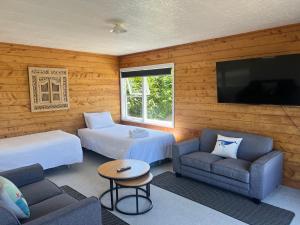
[120,23,300,188]
[0,42,120,138]
[97,159,150,180]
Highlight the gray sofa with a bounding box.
[0,164,102,225]
[173,128,283,201]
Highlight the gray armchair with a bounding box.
[0,164,102,225]
[172,128,283,202]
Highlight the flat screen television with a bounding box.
[216,54,300,106]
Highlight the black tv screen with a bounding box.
[216,54,300,106]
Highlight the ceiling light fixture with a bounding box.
[110,23,127,34]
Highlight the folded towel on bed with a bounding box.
[129,128,149,138]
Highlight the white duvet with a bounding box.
[0,130,83,171]
[78,124,175,164]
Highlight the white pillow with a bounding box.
[84,112,115,129]
[211,134,243,159]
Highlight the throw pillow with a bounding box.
[211,134,243,159]
[83,112,115,129]
[0,176,30,219]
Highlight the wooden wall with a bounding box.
[120,24,300,188]
[1,24,299,187]
[0,43,120,138]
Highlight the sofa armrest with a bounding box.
[0,201,21,225]
[250,150,283,200]
[172,138,200,174]
[23,197,101,225]
[0,164,44,188]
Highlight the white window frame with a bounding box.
[120,63,174,128]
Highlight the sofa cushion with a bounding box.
[212,158,251,183]
[181,152,223,172]
[21,193,78,223]
[19,179,62,206]
[200,128,273,161]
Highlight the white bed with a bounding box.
[0,130,83,171]
[78,124,175,164]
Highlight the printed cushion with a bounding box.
[0,176,30,219]
[211,134,243,159]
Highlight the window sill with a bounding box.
[121,117,174,128]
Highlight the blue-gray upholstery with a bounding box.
[173,128,283,200]
[0,200,20,225]
[250,150,283,200]
[20,180,63,206]
[181,165,250,194]
[172,138,200,174]
[22,194,78,223]
[0,164,102,225]
[200,128,273,161]
[181,152,223,172]
[23,197,101,225]
[0,164,44,187]
[212,158,251,183]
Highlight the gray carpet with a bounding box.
[60,185,129,225]
[152,172,295,225]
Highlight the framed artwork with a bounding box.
[28,67,70,112]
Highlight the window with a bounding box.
[120,63,174,128]
[39,79,61,103]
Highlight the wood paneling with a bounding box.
[120,24,300,188]
[0,43,120,138]
[1,24,300,188]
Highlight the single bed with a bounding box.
[78,124,175,164]
[0,130,83,171]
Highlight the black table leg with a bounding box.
[116,184,119,201]
[110,179,114,209]
[99,178,116,210]
[136,188,139,214]
[146,183,150,197]
[115,186,152,215]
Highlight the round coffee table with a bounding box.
[97,159,150,210]
[115,173,153,215]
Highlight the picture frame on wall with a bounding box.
[28,67,70,112]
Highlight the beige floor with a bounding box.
[46,150,300,225]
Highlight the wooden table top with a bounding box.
[115,173,153,187]
[97,159,150,180]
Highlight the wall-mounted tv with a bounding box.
[216,54,300,106]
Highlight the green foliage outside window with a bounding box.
[147,75,172,121]
[126,75,173,121]
[126,77,142,118]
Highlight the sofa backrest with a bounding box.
[200,128,273,162]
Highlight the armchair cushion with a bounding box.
[0,164,44,188]
[181,152,223,172]
[21,193,77,223]
[22,197,101,225]
[212,158,251,183]
[20,180,62,206]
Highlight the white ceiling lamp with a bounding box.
[110,23,127,34]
